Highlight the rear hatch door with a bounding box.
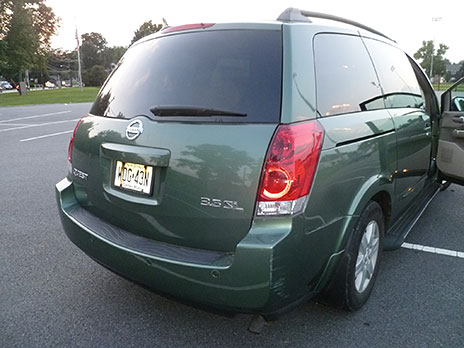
[71,27,282,252]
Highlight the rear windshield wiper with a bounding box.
[150,105,247,117]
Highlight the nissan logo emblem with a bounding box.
[126,120,144,140]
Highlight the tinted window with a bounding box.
[451,81,464,111]
[314,34,383,117]
[364,39,425,109]
[90,30,282,123]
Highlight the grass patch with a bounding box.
[432,83,464,91]
[0,87,99,107]
[433,83,453,91]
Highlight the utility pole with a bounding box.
[75,27,83,91]
[430,17,442,81]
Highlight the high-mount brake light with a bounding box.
[163,23,215,33]
[68,117,86,163]
[256,120,324,216]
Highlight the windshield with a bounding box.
[90,29,282,123]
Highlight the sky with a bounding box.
[46,0,463,63]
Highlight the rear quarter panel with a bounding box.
[278,24,398,292]
[292,110,397,289]
[280,24,318,123]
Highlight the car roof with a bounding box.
[133,8,396,49]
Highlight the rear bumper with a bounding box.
[56,178,344,314]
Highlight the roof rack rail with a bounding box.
[277,7,395,42]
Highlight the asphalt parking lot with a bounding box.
[1,103,463,347]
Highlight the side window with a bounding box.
[364,39,425,110]
[314,34,383,117]
[450,80,464,112]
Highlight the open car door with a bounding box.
[437,77,464,185]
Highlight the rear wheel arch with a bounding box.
[347,174,393,217]
[343,177,393,249]
[345,189,391,252]
[371,191,391,230]
[313,180,392,296]
[320,200,385,310]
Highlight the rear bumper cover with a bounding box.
[56,178,343,314]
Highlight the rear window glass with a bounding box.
[90,30,282,123]
[313,34,384,117]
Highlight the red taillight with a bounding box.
[163,23,215,33]
[256,120,324,216]
[262,167,292,199]
[68,117,85,163]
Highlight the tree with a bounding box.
[82,65,108,86]
[414,40,449,78]
[45,49,75,86]
[0,0,59,45]
[0,39,7,73]
[30,1,60,54]
[455,61,464,80]
[77,33,127,87]
[131,20,162,44]
[4,1,39,80]
[0,0,59,81]
[102,46,126,69]
[0,0,11,39]
[80,32,107,70]
[0,0,10,76]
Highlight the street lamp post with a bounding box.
[430,17,442,81]
[75,27,83,91]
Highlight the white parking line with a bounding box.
[0,123,35,126]
[0,110,71,123]
[402,242,464,259]
[20,130,74,142]
[0,118,80,132]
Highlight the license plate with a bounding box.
[114,161,153,195]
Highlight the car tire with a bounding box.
[322,201,384,311]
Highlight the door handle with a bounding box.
[452,129,464,138]
[424,122,431,132]
[453,116,464,123]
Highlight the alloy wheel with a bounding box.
[354,220,380,293]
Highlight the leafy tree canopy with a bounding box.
[413,40,449,78]
[0,0,59,80]
[4,1,39,78]
[82,65,107,87]
[80,32,107,70]
[131,20,162,44]
[102,46,126,69]
[456,61,464,80]
[0,0,59,49]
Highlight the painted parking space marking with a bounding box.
[0,118,80,132]
[0,123,35,126]
[402,242,464,259]
[20,130,74,142]
[0,110,71,123]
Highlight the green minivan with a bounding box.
[56,8,464,316]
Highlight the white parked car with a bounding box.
[0,81,14,90]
